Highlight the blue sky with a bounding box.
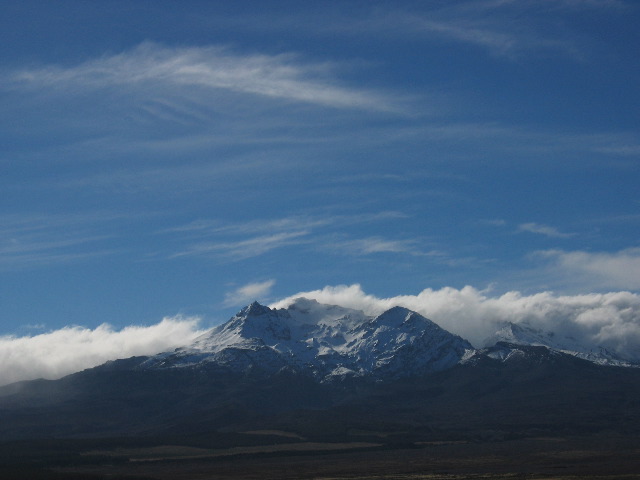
[1,0,640,365]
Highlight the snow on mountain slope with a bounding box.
[483,322,637,367]
[141,298,474,380]
[459,341,578,368]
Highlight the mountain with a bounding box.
[1,299,639,443]
[483,321,636,367]
[140,298,474,380]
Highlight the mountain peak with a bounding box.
[287,297,321,311]
[240,301,272,317]
[484,321,636,367]
[382,305,413,316]
[142,300,639,378]
[283,297,369,326]
[142,300,473,380]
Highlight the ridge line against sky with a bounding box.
[2,283,640,387]
[1,1,639,361]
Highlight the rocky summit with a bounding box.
[140,298,474,380]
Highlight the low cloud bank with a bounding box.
[0,317,205,387]
[539,248,640,290]
[271,284,640,361]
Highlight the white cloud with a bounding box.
[0,317,206,387]
[480,218,507,227]
[223,279,276,307]
[7,42,398,112]
[0,212,134,271]
[412,18,520,56]
[595,144,640,156]
[166,212,406,237]
[271,284,640,360]
[5,282,640,386]
[171,231,310,261]
[187,216,332,236]
[518,222,575,238]
[539,247,640,290]
[164,212,416,263]
[368,5,581,59]
[327,237,426,256]
[402,0,627,58]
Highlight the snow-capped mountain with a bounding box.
[141,298,474,380]
[3,299,640,442]
[483,322,636,367]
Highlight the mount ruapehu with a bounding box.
[1,297,639,443]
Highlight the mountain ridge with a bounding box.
[484,321,636,367]
[140,298,638,378]
[140,298,475,380]
[1,298,639,441]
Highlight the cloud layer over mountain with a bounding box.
[2,284,640,387]
[0,317,205,387]
[272,284,640,361]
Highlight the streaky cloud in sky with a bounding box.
[6,42,401,112]
[349,0,622,60]
[0,212,132,271]
[330,237,424,256]
[163,212,423,263]
[0,317,206,387]
[223,279,276,307]
[170,231,311,261]
[271,284,640,361]
[518,222,575,238]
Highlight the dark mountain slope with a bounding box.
[1,344,639,441]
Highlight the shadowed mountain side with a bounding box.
[0,344,639,441]
[248,346,640,442]
[0,359,335,439]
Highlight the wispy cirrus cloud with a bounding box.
[163,212,422,263]
[326,236,434,257]
[164,212,407,236]
[382,122,640,165]
[392,15,535,58]
[479,218,507,227]
[6,42,400,112]
[170,231,311,261]
[402,0,628,58]
[0,213,126,271]
[238,0,625,60]
[223,280,276,307]
[165,216,332,236]
[518,222,575,238]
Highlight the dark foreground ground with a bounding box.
[2,432,639,480]
[2,355,639,479]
